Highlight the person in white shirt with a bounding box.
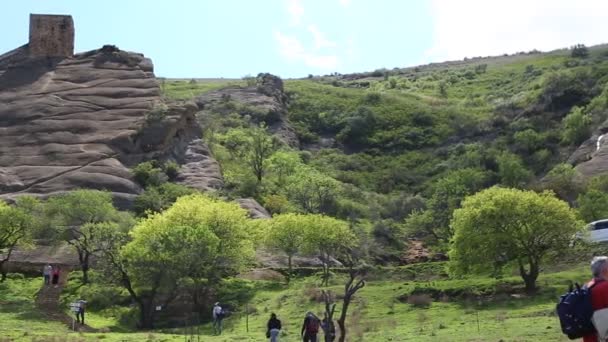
[212,302,224,335]
[76,299,87,324]
[42,264,52,285]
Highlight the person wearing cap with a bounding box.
[212,302,224,335]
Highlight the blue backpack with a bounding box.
[557,281,602,339]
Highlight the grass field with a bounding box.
[0,263,591,341]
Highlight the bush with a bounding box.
[363,92,381,105]
[164,161,180,180]
[145,102,169,124]
[561,106,592,145]
[132,162,167,188]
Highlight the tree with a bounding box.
[577,189,608,222]
[287,169,340,214]
[450,187,583,292]
[132,161,168,188]
[133,183,196,217]
[571,44,589,58]
[46,190,125,284]
[543,163,584,204]
[496,152,532,188]
[0,199,36,282]
[117,194,255,329]
[265,213,308,280]
[561,106,592,145]
[403,169,491,247]
[267,151,300,188]
[304,215,356,286]
[247,125,276,184]
[321,247,368,342]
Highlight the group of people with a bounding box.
[212,302,331,342]
[266,311,333,342]
[42,263,61,287]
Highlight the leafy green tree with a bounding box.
[543,163,584,203]
[0,199,36,282]
[267,151,300,188]
[132,162,167,188]
[133,183,196,217]
[304,215,356,286]
[46,190,126,283]
[423,168,490,243]
[561,106,592,145]
[571,44,589,58]
[118,194,255,328]
[265,213,309,278]
[286,169,340,214]
[450,187,583,292]
[513,129,544,153]
[496,152,532,188]
[577,189,608,222]
[247,125,276,183]
[337,107,377,145]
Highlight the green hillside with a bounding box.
[162,44,608,258]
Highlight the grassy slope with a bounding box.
[0,264,590,341]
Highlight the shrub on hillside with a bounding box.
[571,44,589,58]
[132,161,167,188]
[561,106,592,145]
[164,161,180,181]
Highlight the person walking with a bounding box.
[301,312,321,342]
[322,312,336,342]
[266,313,282,342]
[52,265,60,287]
[43,263,52,285]
[75,299,87,325]
[212,302,224,335]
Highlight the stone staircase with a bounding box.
[35,268,97,332]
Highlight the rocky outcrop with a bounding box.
[0,45,220,205]
[196,73,299,148]
[236,198,271,219]
[570,123,608,178]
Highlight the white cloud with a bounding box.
[286,0,305,26]
[338,0,351,7]
[426,0,608,62]
[307,25,337,49]
[273,30,339,69]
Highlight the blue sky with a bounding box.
[2,0,607,78]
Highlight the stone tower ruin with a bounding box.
[29,14,74,57]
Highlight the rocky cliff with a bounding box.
[0,45,221,206]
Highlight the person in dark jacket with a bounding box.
[301,312,321,342]
[266,313,282,342]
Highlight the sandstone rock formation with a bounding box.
[0,45,221,206]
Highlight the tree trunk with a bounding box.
[337,299,350,342]
[519,259,539,293]
[138,299,156,329]
[287,254,293,283]
[82,251,90,284]
[0,258,8,282]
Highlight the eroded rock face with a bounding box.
[196,73,299,148]
[0,46,221,205]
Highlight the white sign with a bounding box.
[69,303,80,312]
[155,305,162,311]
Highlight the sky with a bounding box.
[1,0,607,79]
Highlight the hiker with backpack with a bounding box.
[301,312,321,342]
[212,302,225,335]
[266,312,282,342]
[557,256,608,341]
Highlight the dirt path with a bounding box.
[35,268,97,332]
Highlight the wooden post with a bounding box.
[246,303,249,333]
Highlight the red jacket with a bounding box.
[583,279,608,342]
